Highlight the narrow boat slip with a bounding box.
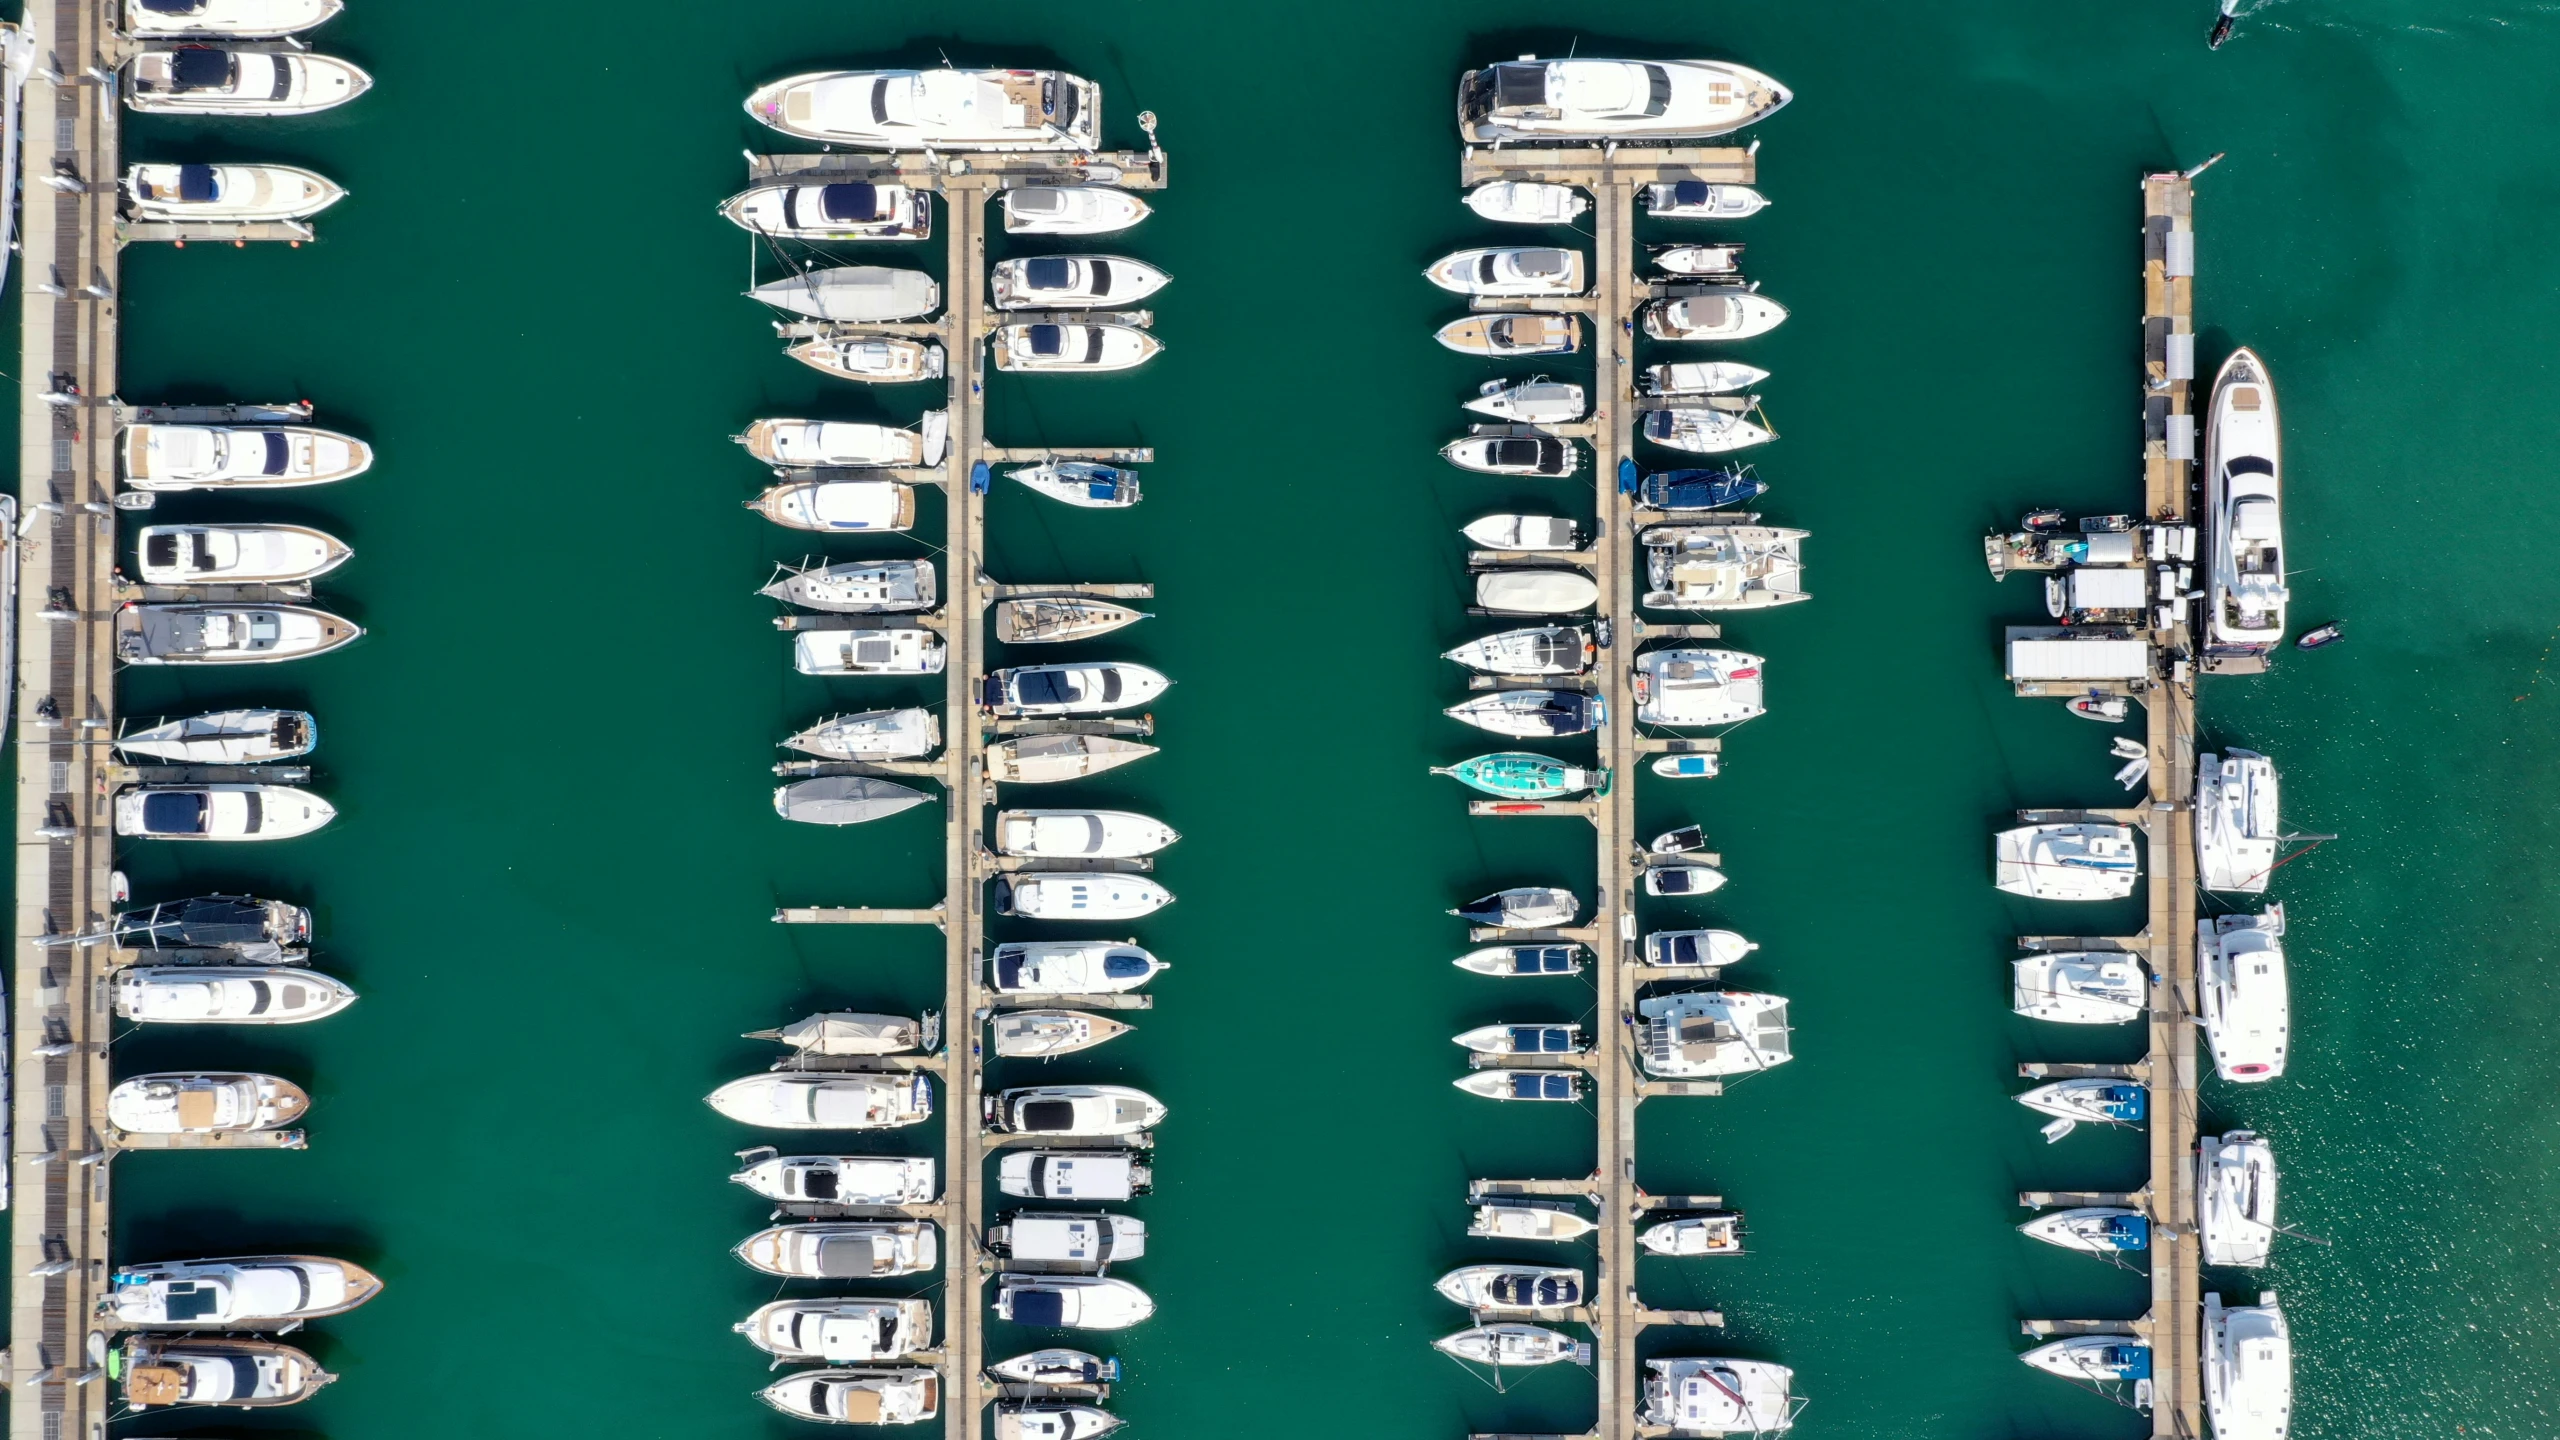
[786,334,946,384]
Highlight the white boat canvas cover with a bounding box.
[772,1013,926,1055]
[2007,634,2150,681]
[2065,567,2148,610]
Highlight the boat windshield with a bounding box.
[170,47,234,90]
[1024,257,1074,290]
[176,164,218,202]
[1101,954,1151,978]
[141,792,209,833]
[819,184,882,222]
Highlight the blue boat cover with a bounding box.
[1009,1289,1066,1326]
[176,164,218,202]
[140,792,208,834]
[1024,257,1074,290]
[819,184,881,223]
[1672,181,1712,205]
[1028,325,1065,356]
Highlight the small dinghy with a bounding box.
[743,1012,933,1056]
[1651,753,1722,779]
[996,596,1150,644]
[2021,1334,2149,1383]
[750,265,940,321]
[995,810,1178,858]
[1476,569,1599,614]
[2020,1206,2149,1254]
[1464,181,1588,225]
[792,629,946,676]
[720,182,931,240]
[993,1010,1133,1058]
[736,1297,934,1362]
[1003,186,1150,235]
[120,422,371,491]
[1643,292,1789,341]
[1638,468,1766,512]
[2068,693,2132,723]
[1993,824,2140,900]
[993,1403,1121,1440]
[1454,943,1585,978]
[1465,378,1587,424]
[999,1151,1151,1201]
[116,966,355,1024]
[988,1351,1122,1385]
[1436,1324,1591,1367]
[116,709,315,764]
[1443,626,1594,677]
[993,254,1170,309]
[993,322,1162,373]
[739,418,937,470]
[1434,1265,1584,1313]
[1643,361,1770,396]
[987,734,1157,783]
[1464,514,1583,551]
[109,1072,307,1134]
[116,1335,333,1410]
[115,602,360,664]
[761,559,937,613]
[995,1274,1156,1330]
[710,1075,936,1133]
[1444,430,1578,477]
[1434,752,1606,801]
[748,478,917,532]
[1453,1023,1582,1057]
[1651,243,1745,277]
[124,46,370,115]
[729,1151,937,1205]
[786,334,946,385]
[997,874,1173,921]
[1642,181,1769,219]
[1435,313,1580,357]
[2013,952,2147,1023]
[1469,1200,1596,1241]
[1643,929,1756,968]
[1633,648,1768,727]
[111,1255,382,1327]
[1444,689,1603,738]
[125,0,342,37]
[116,784,335,841]
[2295,621,2342,650]
[124,162,342,221]
[774,777,933,826]
[1643,864,1727,897]
[1643,405,1775,454]
[136,523,350,584]
[1638,1211,1745,1256]
[1642,1358,1799,1434]
[1455,1069,1582,1101]
[2018,1077,2146,1142]
[985,1084,1167,1138]
[1450,887,1580,930]
[1424,247,1586,297]
[783,708,939,761]
[758,1367,941,1425]
[1009,460,1139,508]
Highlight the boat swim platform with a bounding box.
[773,315,1153,341]
[106,1128,305,1151]
[2015,932,2149,955]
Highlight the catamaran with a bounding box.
[2196,748,2280,892]
[2199,1130,2279,1267]
[2200,909,2289,1082]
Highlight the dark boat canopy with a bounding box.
[113,894,310,949]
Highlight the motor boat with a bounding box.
[114,894,309,951]
[2069,694,2133,723]
[1652,753,1721,779]
[115,709,314,764]
[750,265,939,321]
[996,1275,1155,1330]
[997,596,1149,644]
[115,603,359,664]
[982,663,1169,716]
[989,1351,1122,1385]
[996,810,1178,858]
[1468,1200,1595,1242]
[1434,313,1579,357]
[1434,1264,1583,1313]
[2297,622,2341,650]
[998,874,1171,921]
[1003,186,1149,234]
[993,1404,1122,1440]
[1637,991,1792,1078]
[1476,570,1598,614]
[746,479,917,531]
[758,1368,941,1425]
[116,966,354,1024]
[1443,626,1593,676]
[746,68,1100,150]
[736,1299,933,1363]
[735,1222,938,1279]
[1637,1212,1744,1257]
[1638,468,1765,512]
[740,418,936,469]
[1992,823,2139,900]
[2196,749,2280,893]
[111,1256,380,1327]
[792,628,946,676]
[1642,525,1808,611]
[1643,362,1768,396]
[1464,380,1587,425]
[787,334,946,384]
[993,255,1170,309]
[115,784,333,841]
[1642,292,1788,341]
[2019,1206,2148,1254]
[993,322,1162,372]
[124,163,342,221]
[1463,181,1587,224]
[1643,404,1774,453]
[125,0,342,37]
[121,422,371,491]
[2200,909,2288,1082]
[1457,57,1791,142]
[108,1072,307,1135]
[1632,648,1766,726]
[1453,1023,1582,1057]
[1434,753,1604,800]
[1464,513,1583,551]
[1454,943,1585,978]
[2204,1293,2292,1440]
[2021,1334,2149,1384]
[1643,929,1756,969]
[2204,349,2287,661]
[1641,1358,1798,1434]
[999,1151,1151,1201]
[1434,1324,1591,1366]
[761,560,936,614]
[2018,1077,2146,1142]
[115,1336,332,1409]
[1425,247,1586,297]
[1444,689,1602,739]
[987,1212,1146,1270]
[983,1085,1167,1138]
[123,46,369,114]
[2198,1131,2278,1267]
[1643,864,1726,897]
[989,734,1157,783]
[1454,1069,1581,1101]
[706,1073,934,1131]
[773,777,932,826]
[721,182,930,240]
[1651,243,1745,277]
[2011,952,2147,1023]
[729,1151,936,1206]
[1642,181,1771,218]
[1008,460,1140,508]
[136,524,349,587]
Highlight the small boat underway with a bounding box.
[993,255,1170,309]
[1476,569,1598,614]
[2019,1206,2148,1254]
[787,334,946,384]
[2195,749,2280,893]
[1464,181,1587,225]
[1425,247,1586,297]
[1643,929,1756,969]
[1457,57,1792,142]
[124,163,342,221]
[758,1367,941,1425]
[992,1010,1133,1058]
[747,478,917,532]
[1642,524,1808,611]
[1446,431,1577,477]
[2017,1077,2146,1142]
[988,734,1158,784]
[2200,908,2288,1082]
[750,265,939,321]
[746,68,1100,151]
[1632,648,1766,727]
[989,1351,1122,1386]
[722,182,931,240]
[781,708,942,761]
[1453,1023,1583,1057]
[1992,824,2139,901]
[1455,1069,1581,1102]
[740,418,934,469]
[1444,626,1593,677]
[984,1085,1166,1138]
[1434,752,1605,800]
[1643,361,1769,396]
[1643,291,1788,341]
[2021,1334,2150,1384]
[1008,460,1140,508]
[2204,348,2287,662]
[116,709,315,764]
[115,784,334,841]
[1469,1200,1596,1242]
[999,1151,1151,1201]
[792,628,946,676]
[122,422,371,491]
[996,810,1178,858]
[1651,243,1746,277]
[1004,186,1149,235]
[987,1211,1146,1271]
[116,1335,332,1410]
[1638,468,1766,512]
[1444,689,1603,739]
[998,873,1172,921]
[2198,1130,2278,1267]
[1643,181,1770,218]
[116,602,360,664]
[730,1152,937,1206]
[1454,943,1585,978]
[108,1072,307,1135]
[2204,1292,2292,1440]
[996,596,1149,644]
[736,1298,934,1363]
[1434,1264,1583,1314]
[993,322,1162,372]
[1643,404,1774,454]
[136,524,350,585]
[116,966,354,1024]
[112,1255,380,1328]
[124,46,369,115]
[996,1275,1155,1330]
[2011,952,2147,1024]
[706,1072,935,1131]
[1434,1324,1591,1367]
[1435,313,1580,357]
[982,663,1169,716]
[1642,1358,1798,1434]
[761,559,936,613]
[1637,1211,1744,1257]
[1636,990,1792,1078]
[1465,379,1588,425]
[735,1222,939,1278]
[125,0,342,37]
[1464,514,1583,551]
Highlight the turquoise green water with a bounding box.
[69,2,2560,1438]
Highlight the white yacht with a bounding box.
[1453,1023,1582,1058]
[1643,929,1757,969]
[1642,525,1807,610]
[123,47,369,115]
[1467,1200,1595,1242]
[747,69,1100,150]
[115,709,314,764]
[1434,1264,1582,1313]
[761,559,936,614]
[758,1367,940,1425]
[136,524,349,585]
[736,1299,933,1363]
[115,784,334,841]
[996,1275,1155,1330]
[2011,952,2147,1023]
[116,603,359,664]
[115,966,352,1024]
[987,1212,1146,1270]
[124,163,342,221]
[2199,1131,2279,1267]
[2200,909,2288,1082]
[983,662,1168,716]
[1643,864,1726,897]
[2196,749,2280,892]
[989,941,1165,995]
[739,418,937,469]
[787,334,945,384]
[993,255,1169,309]
[1457,57,1792,142]
[784,708,940,762]
[1454,1069,1581,1102]
[998,1151,1150,1201]
[984,1085,1166,1138]
[1643,361,1769,395]
[1443,689,1603,739]
[995,810,1177,858]
[735,1222,938,1279]
[1444,626,1593,677]
[1451,887,1579,930]
[126,0,340,37]
[1464,380,1587,425]
[992,322,1162,372]
[107,1072,306,1135]
[1453,943,1585,978]
[1993,823,2139,900]
[750,265,939,321]
[116,1335,332,1409]
[2205,349,2287,660]
[1003,186,1149,235]
[1477,570,1598,615]
[121,423,371,490]
[745,1011,932,1056]
[1425,247,1586,297]
[1643,181,1770,218]
[112,1256,380,1327]
[750,479,917,532]
[705,1072,934,1131]
[1463,180,1586,224]
[1632,648,1766,726]
[1643,292,1788,341]
[793,628,946,676]
[993,1403,1121,1440]
[1643,404,1774,453]
[1444,431,1577,477]
[1652,243,1745,277]
[1434,313,1579,356]
[1637,991,1792,1078]
[999,874,1171,921]
[1641,1358,1798,1435]
[2018,1206,2149,1255]
[2205,1295,2293,1440]
[1637,1211,1744,1257]
[720,182,931,241]
[1433,1324,1590,1366]
[729,1152,936,1206]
